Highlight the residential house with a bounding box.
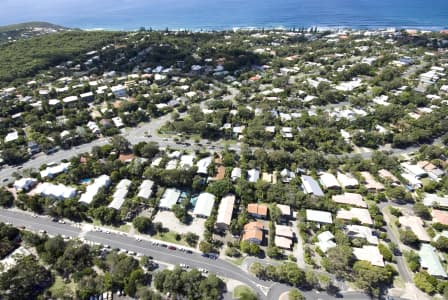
[316,231,336,252]
[248,169,260,183]
[276,204,292,222]
[280,168,295,183]
[378,169,400,185]
[337,172,359,189]
[79,175,111,205]
[301,175,324,197]
[159,188,181,210]
[320,172,341,190]
[40,162,71,179]
[111,85,127,97]
[417,161,444,180]
[399,215,431,242]
[337,208,373,225]
[197,157,212,175]
[332,193,367,208]
[137,180,154,200]
[35,183,77,200]
[306,209,333,224]
[108,179,132,210]
[424,194,448,208]
[401,163,427,179]
[353,245,384,267]
[193,192,215,218]
[215,194,235,231]
[360,171,384,191]
[242,221,264,244]
[247,203,268,219]
[231,167,242,181]
[345,225,379,244]
[419,244,447,278]
[432,209,448,226]
[14,178,38,192]
[401,172,422,190]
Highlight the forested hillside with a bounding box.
[0,31,122,84]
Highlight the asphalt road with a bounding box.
[0,209,373,300]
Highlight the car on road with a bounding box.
[202,253,218,259]
[186,250,193,254]
[160,244,168,248]
[2,178,9,182]
[38,230,46,234]
[168,245,177,250]
[136,237,142,242]
[180,263,189,269]
[58,220,66,224]
[198,268,208,273]
[51,218,59,222]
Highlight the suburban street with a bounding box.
[0,208,372,300]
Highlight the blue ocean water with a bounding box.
[0,0,447,30]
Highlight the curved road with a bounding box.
[0,209,371,300]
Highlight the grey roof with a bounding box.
[301,175,324,197]
[419,244,447,278]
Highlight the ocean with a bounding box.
[0,0,447,31]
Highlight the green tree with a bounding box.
[0,256,53,299]
[288,288,305,300]
[0,189,14,207]
[133,216,152,233]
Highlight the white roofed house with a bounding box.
[316,231,336,252]
[40,162,71,179]
[62,95,78,105]
[4,131,19,143]
[319,172,341,190]
[401,172,422,190]
[79,175,111,205]
[112,116,124,128]
[137,180,155,200]
[279,168,295,183]
[159,188,181,210]
[337,172,359,189]
[353,245,384,267]
[423,194,448,208]
[248,169,260,183]
[108,179,132,210]
[196,156,212,175]
[111,84,127,98]
[345,225,378,244]
[179,155,195,169]
[14,178,38,192]
[193,192,216,218]
[231,167,242,181]
[401,163,427,179]
[306,209,333,224]
[215,194,235,231]
[281,127,293,139]
[35,183,77,200]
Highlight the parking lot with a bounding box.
[153,210,205,236]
